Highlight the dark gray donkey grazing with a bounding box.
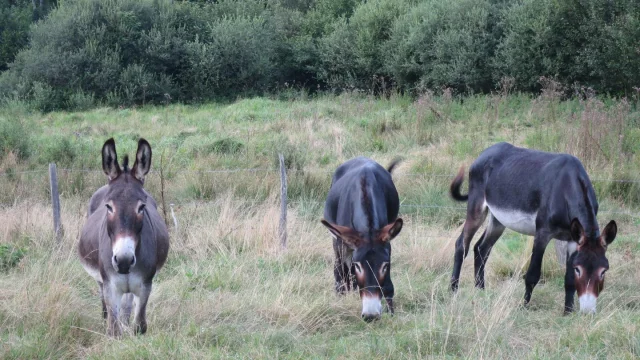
[322,157,403,321]
[78,138,169,336]
[450,142,617,314]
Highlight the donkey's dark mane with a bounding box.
[578,177,597,239]
[360,176,374,233]
[122,155,130,173]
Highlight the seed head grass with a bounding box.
[1,94,639,358]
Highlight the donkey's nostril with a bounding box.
[130,257,136,265]
[114,255,118,263]
[362,314,379,322]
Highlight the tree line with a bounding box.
[1,0,639,111]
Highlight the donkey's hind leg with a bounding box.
[473,214,505,289]
[451,198,487,291]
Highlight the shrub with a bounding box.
[0,0,32,72]
[302,0,359,38]
[1,0,640,108]
[207,138,245,155]
[0,0,311,109]
[0,115,31,160]
[0,243,26,272]
[39,136,77,166]
[383,0,497,94]
[497,0,640,93]
[0,0,184,109]
[317,0,410,92]
[182,15,279,101]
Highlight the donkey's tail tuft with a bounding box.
[386,157,402,174]
[450,166,469,202]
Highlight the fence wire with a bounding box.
[3,166,640,183]
[1,166,639,219]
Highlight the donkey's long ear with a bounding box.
[570,218,586,245]
[378,218,403,242]
[320,219,362,249]
[102,138,121,180]
[600,220,617,247]
[131,138,152,183]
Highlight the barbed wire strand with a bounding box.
[2,167,640,183]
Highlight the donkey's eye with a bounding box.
[381,263,389,274]
[353,262,362,274]
[105,204,113,213]
[574,267,581,277]
[137,204,146,214]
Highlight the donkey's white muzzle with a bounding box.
[578,293,597,314]
[112,236,136,274]
[361,294,382,322]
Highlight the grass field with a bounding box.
[1,92,640,358]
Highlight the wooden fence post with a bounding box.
[554,239,567,266]
[278,154,288,249]
[49,163,62,242]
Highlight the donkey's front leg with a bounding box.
[121,293,134,325]
[524,231,552,306]
[563,242,578,314]
[133,283,152,334]
[97,281,107,319]
[104,282,124,337]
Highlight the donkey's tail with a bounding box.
[386,157,402,174]
[450,166,469,202]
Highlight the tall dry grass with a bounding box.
[1,187,639,358]
[1,94,639,358]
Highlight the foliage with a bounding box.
[0,115,31,160]
[0,0,32,72]
[317,0,410,92]
[497,0,640,92]
[383,0,498,93]
[1,95,640,358]
[0,243,25,272]
[1,0,640,111]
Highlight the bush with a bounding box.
[317,0,410,92]
[384,0,497,94]
[39,136,77,166]
[182,15,279,101]
[0,0,32,72]
[0,0,312,109]
[0,116,30,160]
[207,138,245,155]
[1,0,640,109]
[494,0,554,92]
[0,243,26,272]
[497,0,640,93]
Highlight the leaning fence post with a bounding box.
[49,163,62,242]
[554,239,568,266]
[278,154,288,249]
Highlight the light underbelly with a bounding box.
[487,204,537,236]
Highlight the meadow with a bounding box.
[1,92,639,358]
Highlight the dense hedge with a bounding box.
[1,0,640,110]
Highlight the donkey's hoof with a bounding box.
[135,321,147,335]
